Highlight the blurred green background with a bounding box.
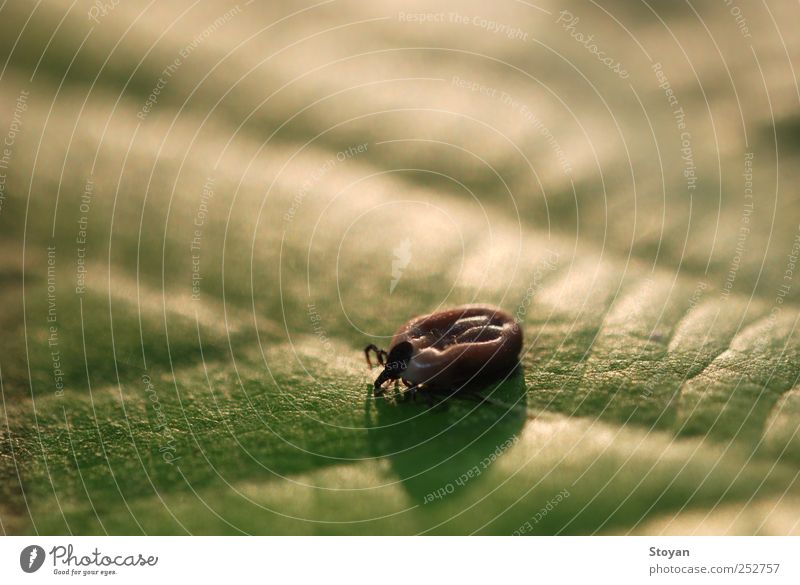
[1,0,799,534]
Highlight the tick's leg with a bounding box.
[412,386,448,411]
[400,383,420,402]
[364,344,387,368]
[364,344,377,367]
[419,388,446,408]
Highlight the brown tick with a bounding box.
[365,304,523,401]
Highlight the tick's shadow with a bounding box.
[364,367,528,504]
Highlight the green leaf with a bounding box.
[1,0,799,535]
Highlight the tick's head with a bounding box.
[374,341,414,390]
[385,341,413,372]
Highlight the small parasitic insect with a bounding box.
[365,304,523,401]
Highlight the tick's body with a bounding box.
[366,304,523,399]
